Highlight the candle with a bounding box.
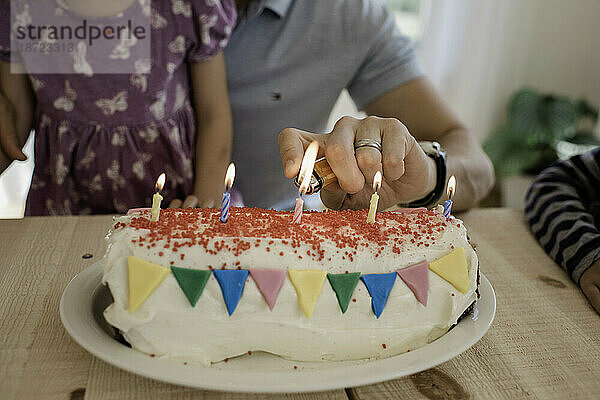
[292,197,304,224]
[366,171,382,224]
[150,173,166,222]
[292,141,319,223]
[443,175,456,218]
[220,163,236,223]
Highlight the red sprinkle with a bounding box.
[150,354,155,358]
[382,343,387,349]
[116,208,446,264]
[248,351,252,355]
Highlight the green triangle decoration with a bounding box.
[327,272,361,313]
[170,267,212,307]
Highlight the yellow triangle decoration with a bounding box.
[288,269,327,319]
[429,247,469,294]
[128,256,170,312]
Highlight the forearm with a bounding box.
[0,61,34,143]
[0,61,35,173]
[363,77,494,211]
[193,116,232,205]
[435,126,495,211]
[188,52,233,206]
[524,151,600,285]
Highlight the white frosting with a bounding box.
[102,207,478,366]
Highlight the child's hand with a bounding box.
[168,195,215,209]
[168,196,196,209]
[580,260,600,314]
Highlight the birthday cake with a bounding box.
[101,206,478,366]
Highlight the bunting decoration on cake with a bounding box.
[171,266,212,307]
[429,247,469,294]
[213,269,249,315]
[127,256,170,312]
[327,272,361,313]
[397,260,429,306]
[250,269,286,311]
[126,246,470,316]
[287,269,327,319]
[360,272,397,318]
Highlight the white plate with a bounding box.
[60,262,495,393]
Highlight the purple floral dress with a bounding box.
[0,0,236,215]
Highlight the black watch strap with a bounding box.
[402,142,447,208]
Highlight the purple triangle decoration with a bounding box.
[250,269,286,311]
[397,260,429,306]
[212,269,249,316]
[360,272,397,318]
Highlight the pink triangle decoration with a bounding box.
[250,269,286,311]
[397,260,429,306]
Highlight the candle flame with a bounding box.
[155,173,166,192]
[372,171,382,192]
[298,141,319,195]
[224,163,236,190]
[447,175,456,199]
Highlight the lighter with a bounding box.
[293,157,338,195]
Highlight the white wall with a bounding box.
[419,0,600,142]
[522,0,600,108]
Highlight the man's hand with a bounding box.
[279,116,436,210]
[581,261,600,314]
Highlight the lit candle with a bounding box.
[220,163,236,223]
[366,171,382,224]
[150,173,166,222]
[444,175,456,218]
[292,141,319,223]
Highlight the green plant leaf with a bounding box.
[507,88,578,145]
[568,132,600,145]
[484,126,545,176]
[486,87,597,176]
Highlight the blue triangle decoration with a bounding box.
[360,272,397,318]
[213,269,249,316]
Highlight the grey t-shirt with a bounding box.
[224,0,423,209]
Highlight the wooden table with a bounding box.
[1,208,599,399]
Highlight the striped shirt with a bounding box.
[524,148,600,286]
